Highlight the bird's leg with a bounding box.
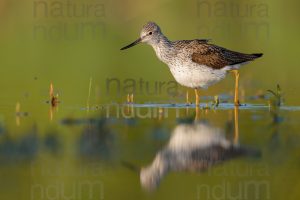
[233,106,239,145]
[195,106,200,121]
[194,89,200,107]
[232,70,240,106]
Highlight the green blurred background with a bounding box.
[0,0,299,106]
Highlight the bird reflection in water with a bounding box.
[140,107,260,191]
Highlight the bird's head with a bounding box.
[120,22,162,50]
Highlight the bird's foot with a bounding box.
[234,101,241,107]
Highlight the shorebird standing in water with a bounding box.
[121,22,263,106]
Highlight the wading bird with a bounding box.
[121,22,263,106]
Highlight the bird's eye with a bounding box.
[149,32,152,35]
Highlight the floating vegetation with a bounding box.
[47,82,60,107]
[212,95,220,108]
[51,94,59,107]
[203,103,211,110]
[15,102,29,126]
[16,102,28,117]
[267,84,283,108]
[130,93,134,103]
[201,96,220,110]
[15,102,28,117]
[46,83,60,121]
[126,94,130,103]
[126,93,134,104]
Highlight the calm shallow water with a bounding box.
[0,101,299,200]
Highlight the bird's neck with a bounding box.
[141,151,169,190]
[150,35,174,63]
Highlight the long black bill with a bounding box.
[120,38,142,50]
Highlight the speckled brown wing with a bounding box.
[173,39,210,48]
[188,145,260,171]
[191,43,263,69]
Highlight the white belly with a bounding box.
[169,63,226,89]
